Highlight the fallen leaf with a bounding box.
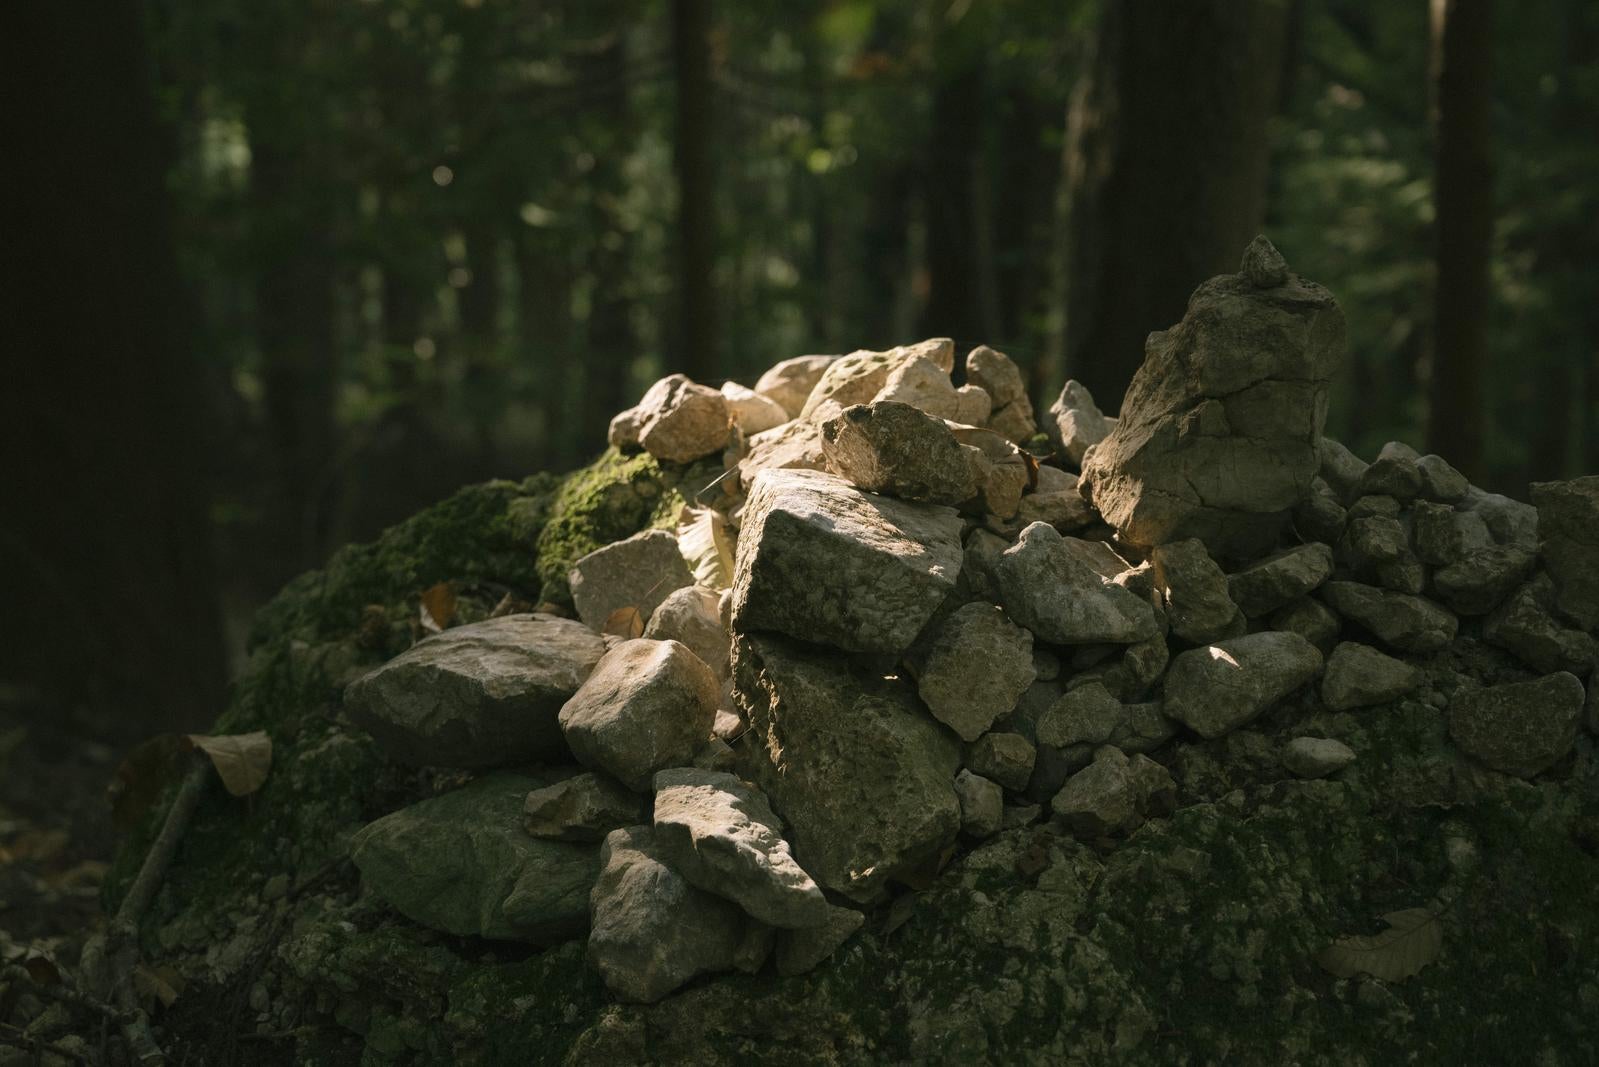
[677,506,737,591]
[490,591,537,618]
[185,731,273,797]
[1316,908,1443,982]
[134,962,182,1007]
[1021,449,1040,492]
[419,581,458,633]
[602,606,644,639]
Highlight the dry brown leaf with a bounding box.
[134,962,183,1007]
[602,606,645,639]
[419,581,458,633]
[1316,908,1443,982]
[677,506,737,591]
[185,731,273,797]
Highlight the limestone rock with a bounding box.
[965,732,1036,793]
[1356,441,1422,503]
[995,523,1159,645]
[651,768,829,929]
[987,396,1038,445]
[953,425,1030,518]
[1531,476,1599,630]
[737,418,828,491]
[953,384,994,426]
[774,904,865,978]
[1446,673,1584,779]
[873,355,960,421]
[1411,501,1491,567]
[915,602,1036,742]
[1483,575,1598,676]
[1151,538,1243,644]
[1431,544,1536,616]
[965,345,1026,408]
[820,401,980,505]
[730,468,963,656]
[558,639,719,791]
[955,770,1004,838]
[720,381,789,436]
[732,634,961,903]
[344,614,606,768]
[1240,234,1289,287]
[1318,437,1368,502]
[1035,682,1122,749]
[524,772,645,843]
[1320,642,1423,711]
[755,355,836,418]
[644,585,730,680]
[616,375,731,463]
[1294,478,1349,544]
[1049,380,1116,466]
[1319,581,1458,653]
[569,529,693,631]
[587,826,749,1003]
[1270,596,1342,652]
[1051,746,1176,839]
[1163,631,1323,739]
[1015,469,1098,532]
[1416,454,1470,503]
[1079,249,1345,557]
[800,339,952,421]
[1462,488,1539,550]
[1282,737,1355,779]
[351,772,598,943]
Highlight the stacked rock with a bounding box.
[338,236,1599,1005]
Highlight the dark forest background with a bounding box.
[4,0,1598,737]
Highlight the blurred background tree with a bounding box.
[4,0,1597,730]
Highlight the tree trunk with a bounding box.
[1062,0,1289,414]
[1,0,225,733]
[1424,0,1494,481]
[671,0,717,381]
[920,54,989,352]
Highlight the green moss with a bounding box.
[533,448,682,602]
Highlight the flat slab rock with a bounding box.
[731,467,963,656]
[652,768,830,929]
[994,523,1159,645]
[915,602,1036,742]
[524,771,645,843]
[587,825,752,1003]
[343,613,606,768]
[1319,581,1458,653]
[1320,641,1422,711]
[350,772,598,944]
[732,633,961,904]
[820,400,980,506]
[568,528,694,631]
[1446,672,1584,779]
[1163,631,1324,739]
[559,638,719,791]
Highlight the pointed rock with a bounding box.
[914,602,1036,742]
[994,523,1159,645]
[524,772,646,843]
[568,529,693,631]
[820,401,981,505]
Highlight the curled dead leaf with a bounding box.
[677,506,737,591]
[602,606,644,639]
[1316,907,1442,982]
[419,581,458,633]
[184,731,273,797]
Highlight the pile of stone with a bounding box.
[339,237,1599,1004]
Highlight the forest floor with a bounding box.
[0,684,120,993]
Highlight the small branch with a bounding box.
[0,966,125,1023]
[0,1021,95,1066]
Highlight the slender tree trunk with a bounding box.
[671,0,716,381]
[1424,0,1494,480]
[1062,0,1288,413]
[920,56,989,350]
[517,231,574,469]
[584,30,638,452]
[2,0,225,733]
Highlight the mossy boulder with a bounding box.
[106,454,1599,1065]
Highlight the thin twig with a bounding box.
[0,1021,95,1066]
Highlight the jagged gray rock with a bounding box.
[720,381,789,436]
[558,639,720,791]
[1035,682,1123,749]
[965,732,1037,793]
[1531,476,1599,630]
[732,634,960,903]
[1282,736,1356,779]
[343,613,606,768]
[1270,596,1342,651]
[731,467,963,656]
[1319,581,1458,653]
[955,769,1004,838]
[1051,746,1176,839]
[351,772,598,944]
[1446,673,1584,779]
[995,523,1159,645]
[643,585,730,680]
[1240,234,1289,287]
[736,418,829,491]
[774,904,865,977]
[611,374,732,463]
[1431,544,1536,616]
[587,825,750,1003]
[1162,631,1324,739]
[1049,380,1116,466]
[915,602,1036,742]
[755,355,836,418]
[569,529,694,631]
[1151,538,1244,644]
[523,772,646,843]
[1483,574,1598,676]
[1079,245,1346,557]
[873,355,961,421]
[1320,641,1423,711]
[819,401,981,505]
[800,339,953,422]
[651,768,829,929]
[1356,441,1423,502]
